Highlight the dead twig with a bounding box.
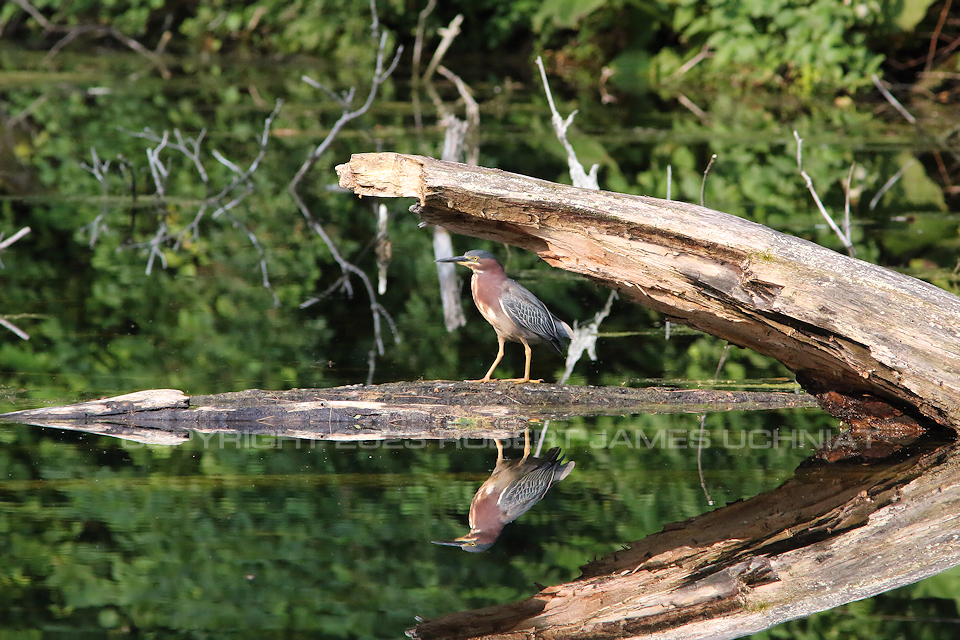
[872,74,917,124]
[288,8,403,374]
[793,130,856,257]
[670,44,714,78]
[677,93,710,125]
[926,0,954,73]
[701,154,717,207]
[536,56,599,190]
[429,61,478,332]
[0,317,30,341]
[79,148,112,247]
[44,24,171,79]
[86,100,284,303]
[411,0,438,131]
[0,226,32,339]
[0,226,32,254]
[423,14,463,83]
[560,291,617,384]
[870,160,916,211]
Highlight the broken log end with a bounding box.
[336,152,427,203]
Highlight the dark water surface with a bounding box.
[0,407,832,636]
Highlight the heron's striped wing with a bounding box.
[497,464,561,523]
[500,280,570,351]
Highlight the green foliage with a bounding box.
[532,0,611,31]
[654,0,885,94]
[891,0,942,31]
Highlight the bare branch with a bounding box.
[211,149,244,176]
[713,343,731,379]
[174,128,209,186]
[43,24,170,78]
[0,317,30,340]
[300,76,355,109]
[0,227,31,258]
[412,0,438,81]
[677,93,709,123]
[219,210,280,307]
[423,14,462,83]
[79,148,112,246]
[696,414,714,506]
[171,99,282,245]
[97,100,284,299]
[287,13,403,369]
[144,131,171,200]
[369,0,380,40]
[106,26,171,79]
[289,35,403,190]
[535,56,599,190]
[701,153,717,207]
[870,159,916,211]
[144,223,169,275]
[437,65,480,165]
[411,0,438,132]
[9,0,51,29]
[872,74,916,124]
[843,162,856,240]
[793,131,856,257]
[559,290,617,384]
[670,44,714,78]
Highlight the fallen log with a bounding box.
[336,153,960,431]
[0,382,813,444]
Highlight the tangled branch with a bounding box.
[289,18,403,381]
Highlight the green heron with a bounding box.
[433,431,575,552]
[436,249,572,383]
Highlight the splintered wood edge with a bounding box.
[336,152,427,203]
[1,389,189,418]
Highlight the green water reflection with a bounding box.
[1,408,828,637]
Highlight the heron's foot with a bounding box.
[467,377,495,383]
[506,378,542,384]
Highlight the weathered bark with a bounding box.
[0,383,813,445]
[409,439,960,640]
[336,153,960,431]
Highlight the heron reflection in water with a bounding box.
[433,430,575,552]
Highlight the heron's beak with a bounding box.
[431,534,492,552]
[435,255,469,264]
[430,536,472,547]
